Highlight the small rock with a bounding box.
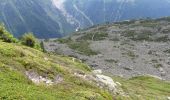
[90,64,98,68]
[116,82,122,86]
[72,57,75,62]
[158,67,164,72]
[54,75,63,84]
[161,71,166,76]
[44,57,48,61]
[167,97,170,100]
[93,69,102,74]
[98,54,103,57]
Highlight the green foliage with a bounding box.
[40,41,46,52]
[56,37,98,56]
[56,37,71,43]
[113,76,170,99]
[21,33,41,50]
[132,33,152,41]
[123,30,136,38]
[0,24,17,43]
[68,41,98,56]
[0,41,112,100]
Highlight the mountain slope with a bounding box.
[0,26,170,99]
[1,0,170,38]
[1,39,170,100]
[0,0,74,38]
[0,41,113,100]
[45,17,170,81]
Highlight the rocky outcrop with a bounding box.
[74,69,123,94]
[25,71,63,85]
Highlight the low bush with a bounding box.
[0,24,17,43]
[21,33,41,50]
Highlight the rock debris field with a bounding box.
[44,18,170,80]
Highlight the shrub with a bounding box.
[21,33,41,50]
[0,24,17,43]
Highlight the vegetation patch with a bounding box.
[164,49,170,53]
[105,59,119,64]
[56,37,72,44]
[154,63,163,68]
[123,50,138,60]
[78,32,108,41]
[0,41,111,100]
[154,35,170,42]
[0,24,18,43]
[132,33,153,41]
[68,41,98,56]
[113,76,170,99]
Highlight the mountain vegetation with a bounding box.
[0,19,170,99]
[0,24,114,99]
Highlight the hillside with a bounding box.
[45,17,170,81]
[0,25,170,99]
[0,41,115,99]
[1,0,170,38]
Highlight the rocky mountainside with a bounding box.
[1,0,170,38]
[44,17,170,81]
[0,21,170,100]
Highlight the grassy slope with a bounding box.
[113,76,170,100]
[0,41,170,100]
[0,41,112,100]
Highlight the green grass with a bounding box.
[67,41,98,56]
[0,41,112,100]
[55,37,98,56]
[113,76,170,100]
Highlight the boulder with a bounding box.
[95,74,117,92]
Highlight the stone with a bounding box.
[116,82,122,86]
[167,97,170,100]
[158,67,164,72]
[93,69,102,74]
[25,71,61,85]
[95,74,117,92]
[161,71,166,76]
[44,57,48,61]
